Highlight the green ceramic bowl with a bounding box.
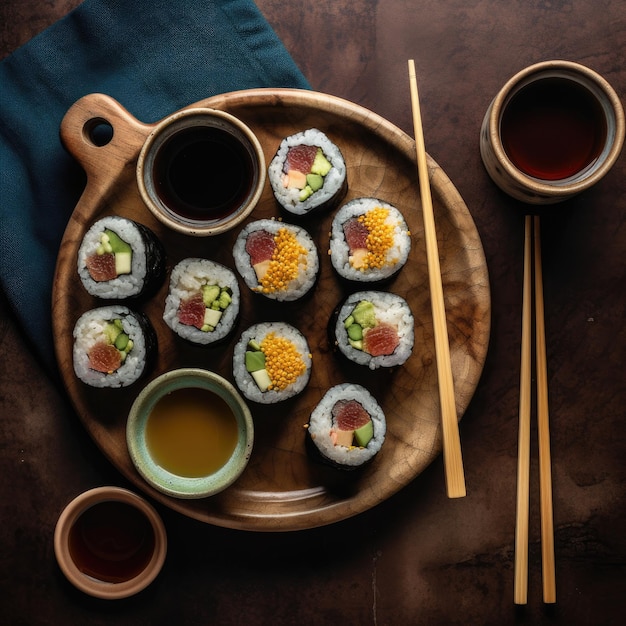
[127,368,254,499]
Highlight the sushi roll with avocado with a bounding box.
[163,258,240,345]
[233,219,319,301]
[333,291,414,370]
[73,305,156,388]
[77,216,165,299]
[329,198,411,282]
[233,322,312,404]
[268,128,347,216]
[307,383,386,470]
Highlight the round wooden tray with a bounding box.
[52,89,491,531]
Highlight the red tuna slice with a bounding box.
[342,218,369,252]
[363,322,400,356]
[178,293,206,329]
[332,399,371,431]
[245,229,276,265]
[86,253,117,282]
[285,144,318,173]
[88,341,122,373]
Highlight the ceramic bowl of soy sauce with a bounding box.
[136,108,266,236]
[480,60,625,204]
[126,368,254,499]
[54,486,167,599]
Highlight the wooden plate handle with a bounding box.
[60,93,153,188]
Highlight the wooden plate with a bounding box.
[52,89,491,531]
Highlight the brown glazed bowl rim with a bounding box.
[54,486,167,599]
[487,60,625,197]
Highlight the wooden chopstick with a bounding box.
[408,60,466,498]
[514,215,556,604]
[514,215,533,604]
[533,216,556,604]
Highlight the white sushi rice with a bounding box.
[233,322,312,404]
[163,258,240,345]
[308,383,386,468]
[334,290,414,369]
[73,305,150,388]
[77,216,151,299]
[232,219,319,301]
[268,128,347,216]
[329,198,411,282]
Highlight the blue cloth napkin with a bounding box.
[0,0,310,374]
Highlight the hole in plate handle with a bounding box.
[83,118,114,147]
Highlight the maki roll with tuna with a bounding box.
[233,322,312,404]
[268,129,347,216]
[333,291,414,370]
[233,219,319,301]
[77,216,165,299]
[307,383,386,470]
[330,198,411,282]
[163,258,240,345]
[73,305,156,388]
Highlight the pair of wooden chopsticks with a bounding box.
[408,60,465,499]
[514,215,556,604]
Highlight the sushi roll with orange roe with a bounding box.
[233,322,312,404]
[329,198,411,283]
[233,219,319,301]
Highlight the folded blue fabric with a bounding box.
[0,0,310,374]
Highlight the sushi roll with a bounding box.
[73,305,156,388]
[333,291,414,370]
[77,216,165,299]
[268,128,347,216]
[233,322,312,404]
[329,198,411,282]
[163,258,240,345]
[233,219,319,301]
[307,383,386,470]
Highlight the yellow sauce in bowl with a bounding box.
[145,387,238,477]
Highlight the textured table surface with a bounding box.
[1,1,624,624]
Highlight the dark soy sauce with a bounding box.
[68,501,155,583]
[501,77,606,180]
[153,126,254,220]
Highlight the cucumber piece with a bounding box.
[348,338,363,351]
[247,339,262,351]
[218,290,232,310]
[245,350,266,372]
[114,251,132,275]
[306,173,323,191]
[354,420,374,447]
[203,307,222,329]
[299,185,314,202]
[114,332,130,351]
[105,322,122,344]
[201,284,221,307]
[251,368,272,391]
[311,148,332,176]
[347,323,363,341]
[351,300,376,328]
[104,229,132,254]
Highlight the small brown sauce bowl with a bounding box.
[54,486,167,599]
[136,108,266,236]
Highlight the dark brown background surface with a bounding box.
[1,1,624,624]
